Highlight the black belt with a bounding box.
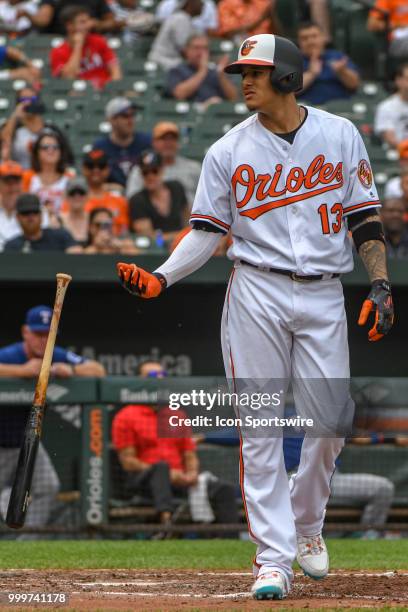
[239,260,340,282]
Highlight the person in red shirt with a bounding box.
[50,5,122,90]
[112,360,239,532]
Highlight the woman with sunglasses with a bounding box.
[1,86,73,169]
[129,149,189,244]
[23,129,74,223]
[83,207,138,254]
[60,177,90,245]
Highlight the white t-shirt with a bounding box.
[0,0,38,32]
[385,175,403,199]
[156,0,218,33]
[148,11,194,71]
[190,107,380,275]
[27,173,71,213]
[374,94,408,142]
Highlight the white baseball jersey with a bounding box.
[191,106,380,275]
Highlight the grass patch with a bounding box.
[0,539,407,570]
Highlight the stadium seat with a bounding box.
[203,101,249,121]
[180,142,208,162]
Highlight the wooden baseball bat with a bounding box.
[6,273,72,529]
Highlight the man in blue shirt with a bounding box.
[297,22,360,105]
[0,305,105,532]
[166,34,238,105]
[93,97,151,187]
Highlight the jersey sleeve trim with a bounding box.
[342,200,381,217]
[190,213,230,231]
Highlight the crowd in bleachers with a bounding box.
[0,0,408,257]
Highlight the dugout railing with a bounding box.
[0,376,408,538]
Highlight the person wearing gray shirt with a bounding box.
[127,121,201,205]
[148,0,203,71]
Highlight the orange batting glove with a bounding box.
[117,262,166,299]
[358,279,394,341]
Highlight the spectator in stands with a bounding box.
[0,44,40,83]
[216,0,278,39]
[166,34,238,106]
[297,21,360,104]
[23,129,73,221]
[93,97,151,187]
[1,87,73,169]
[60,177,90,245]
[380,197,408,258]
[0,161,25,251]
[375,64,408,151]
[367,0,408,58]
[25,0,115,34]
[4,193,80,252]
[83,207,137,253]
[156,0,218,35]
[148,0,203,71]
[109,0,156,44]
[385,168,408,214]
[50,5,122,90]
[0,304,105,531]
[198,428,394,536]
[129,150,189,244]
[127,121,201,205]
[81,149,130,236]
[0,161,52,251]
[284,437,395,536]
[297,0,331,44]
[112,360,239,534]
[0,0,41,36]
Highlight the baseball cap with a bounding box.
[66,177,88,195]
[153,121,179,139]
[224,34,276,73]
[25,305,53,332]
[83,149,109,167]
[16,193,41,214]
[0,161,23,178]
[105,97,140,119]
[138,149,163,169]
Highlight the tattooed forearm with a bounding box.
[359,239,388,282]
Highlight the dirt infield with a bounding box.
[1,569,408,610]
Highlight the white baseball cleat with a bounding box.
[251,571,288,600]
[297,533,329,580]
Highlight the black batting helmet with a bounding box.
[224,34,304,94]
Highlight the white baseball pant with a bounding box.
[221,262,351,585]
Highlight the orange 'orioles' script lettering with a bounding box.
[231,155,344,220]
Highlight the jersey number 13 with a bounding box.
[318,203,343,235]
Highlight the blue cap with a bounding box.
[25,305,53,332]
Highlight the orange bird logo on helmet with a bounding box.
[241,40,258,56]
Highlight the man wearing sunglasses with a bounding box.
[4,193,81,253]
[93,97,152,187]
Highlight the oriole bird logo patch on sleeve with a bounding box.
[357,159,372,189]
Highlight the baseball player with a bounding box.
[117,34,394,600]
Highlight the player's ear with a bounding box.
[21,325,28,339]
